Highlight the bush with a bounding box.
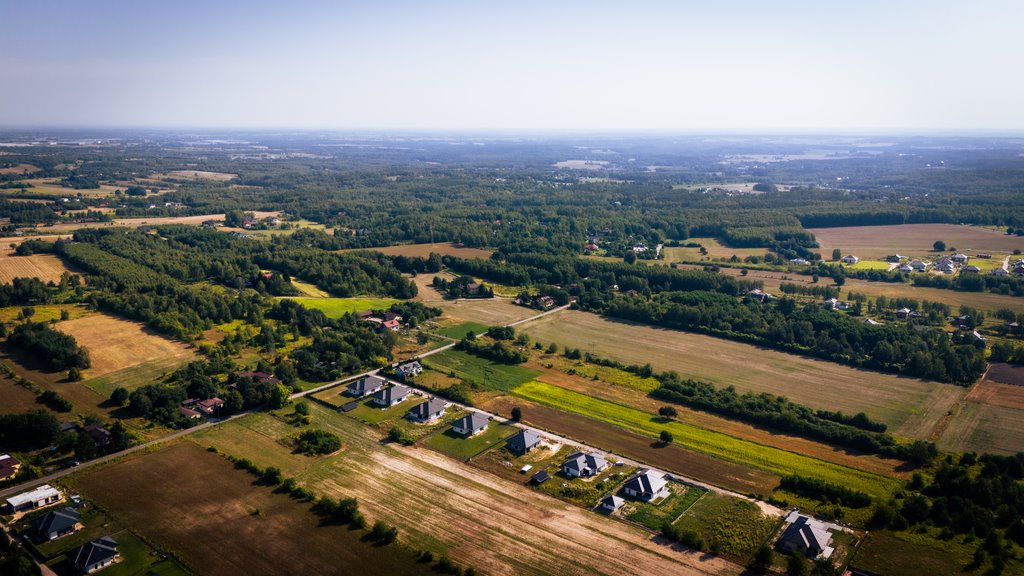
[369,521,399,544]
[510,406,522,421]
[659,430,674,444]
[778,475,871,508]
[388,426,415,446]
[110,387,129,405]
[38,390,72,412]
[295,429,341,455]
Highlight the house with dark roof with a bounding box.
[347,375,387,398]
[507,429,540,454]
[236,371,281,385]
[35,507,82,541]
[600,495,623,512]
[777,511,834,559]
[179,406,201,420]
[562,452,608,478]
[452,412,490,437]
[622,470,668,501]
[0,454,21,481]
[70,536,120,573]
[407,397,447,422]
[83,424,111,449]
[395,361,423,379]
[371,384,411,408]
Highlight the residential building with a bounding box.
[600,495,624,512]
[35,507,82,541]
[0,454,21,481]
[622,470,668,501]
[83,424,111,449]
[962,265,981,274]
[777,511,834,559]
[452,412,490,437]
[562,452,608,478]
[348,375,387,397]
[372,384,411,408]
[70,537,120,573]
[507,429,540,454]
[5,484,61,513]
[196,398,225,416]
[395,361,423,378]
[840,255,860,264]
[407,397,447,422]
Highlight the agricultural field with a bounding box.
[937,381,1024,456]
[510,380,900,500]
[672,491,781,563]
[810,223,1024,260]
[190,404,740,576]
[521,310,964,439]
[0,303,89,324]
[154,169,238,181]
[26,211,282,234]
[422,349,540,392]
[353,242,493,260]
[288,297,400,318]
[70,442,433,576]
[663,238,770,262]
[0,370,47,414]
[0,239,79,284]
[289,278,330,297]
[5,177,124,198]
[851,528,1013,576]
[434,298,537,326]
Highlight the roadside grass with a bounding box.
[622,482,705,531]
[673,491,781,563]
[436,321,489,339]
[512,381,899,499]
[423,349,540,392]
[289,297,400,318]
[421,421,516,460]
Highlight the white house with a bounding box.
[5,484,61,513]
[451,412,490,437]
[562,452,608,478]
[371,384,411,407]
[622,470,668,501]
[840,255,860,264]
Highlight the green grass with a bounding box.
[436,321,489,339]
[552,357,661,393]
[83,356,183,397]
[848,260,892,270]
[534,463,635,507]
[290,297,401,318]
[512,381,899,499]
[342,396,420,425]
[44,529,188,576]
[421,420,516,460]
[423,349,540,392]
[624,482,705,530]
[674,491,781,562]
[852,528,1016,576]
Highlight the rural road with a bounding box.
[0,304,569,500]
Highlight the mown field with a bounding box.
[937,396,1024,456]
[810,223,1024,259]
[422,421,516,460]
[511,380,900,500]
[522,310,963,439]
[664,238,769,261]
[435,298,537,326]
[423,348,540,392]
[57,313,195,382]
[190,404,740,576]
[351,242,493,260]
[0,250,77,284]
[288,296,401,317]
[851,528,1015,576]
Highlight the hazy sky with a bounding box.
[2,0,1022,132]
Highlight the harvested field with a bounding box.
[411,271,456,302]
[965,378,1024,410]
[0,375,46,414]
[0,240,78,284]
[810,224,1024,260]
[352,242,493,260]
[665,238,770,261]
[26,211,282,233]
[436,298,536,326]
[193,406,741,575]
[71,442,433,576]
[423,349,540,392]
[984,362,1024,386]
[56,313,194,381]
[521,310,964,439]
[158,170,238,181]
[936,401,1024,456]
[0,163,39,174]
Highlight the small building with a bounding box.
[379,318,401,332]
[452,412,490,437]
[236,371,281,386]
[747,288,773,303]
[407,397,447,423]
[0,454,22,481]
[864,318,881,326]
[991,267,1009,277]
[507,429,540,454]
[179,406,201,420]
[951,253,969,262]
[465,282,483,296]
[83,424,111,449]
[562,452,608,478]
[530,470,550,485]
[962,265,981,274]
[885,254,905,263]
[196,398,225,416]
[600,495,624,512]
[910,260,928,271]
[395,361,423,379]
[789,258,810,265]
[347,375,387,398]
[823,298,849,311]
[898,264,913,273]
[777,511,834,559]
[372,384,411,408]
[840,255,860,264]
[622,470,668,501]
[5,484,61,513]
[35,507,82,541]
[896,307,913,319]
[70,536,120,573]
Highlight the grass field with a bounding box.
[57,313,195,381]
[156,170,237,181]
[512,381,900,499]
[288,296,400,317]
[847,259,892,270]
[0,371,48,414]
[422,421,516,460]
[664,238,770,261]
[351,242,493,260]
[435,298,537,326]
[70,442,434,576]
[673,491,781,562]
[521,310,964,439]
[289,278,329,297]
[436,321,489,339]
[423,349,540,392]
[0,304,90,324]
[623,482,705,531]
[190,404,739,576]
[936,399,1024,456]
[810,224,1024,260]
[851,528,1015,576]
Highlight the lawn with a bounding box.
[847,259,891,270]
[673,491,781,563]
[623,482,705,530]
[436,321,489,339]
[512,380,900,499]
[289,297,400,318]
[423,349,540,392]
[421,420,517,460]
[341,395,423,426]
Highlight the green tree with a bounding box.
[831,248,842,261]
[933,240,946,251]
[269,383,291,409]
[110,387,129,405]
[511,406,522,421]
[74,432,97,460]
[658,406,678,420]
[659,430,674,444]
[749,544,773,573]
[786,552,809,576]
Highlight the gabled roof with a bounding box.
[623,469,667,496]
[454,411,490,431]
[348,375,387,395]
[563,451,607,474]
[507,429,540,453]
[396,361,423,375]
[0,454,20,479]
[373,384,411,404]
[36,507,80,537]
[83,424,111,444]
[408,397,446,419]
[601,495,624,509]
[71,537,118,570]
[779,514,832,556]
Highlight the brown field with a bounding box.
[411,271,457,303]
[0,374,47,414]
[71,442,434,576]
[984,362,1024,386]
[936,400,1024,456]
[0,252,74,284]
[964,379,1024,410]
[350,242,493,260]
[436,298,537,326]
[194,406,739,576]
[521,310,965,439]
[25,211,282,233]
[56,314,194,380]
[156,170,238,181]
[0,163,40,174]
[810,224,1024,260]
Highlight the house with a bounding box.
[747,289,773,303]
[896,307,913,319]
[823,298,849,310]
[962,265,981,274]
[972,330,986,342]
[777,511,834,559]
[236,371,281,385]
[5,484,61,513]
[909,260,928,271]
[864,318,881,326]
[622,469,669,501]
[178,406,201,420]
[372,384,411,407]
[952,253,969,262]
[898,264,913,273]
[562,452,608,478]
[452,412,490,437]
[395,361,423,379]
[537,295,556,310]
[991,267,1009,277]
[632,244,649,254]
[407,397,447,422]
[465,282,483,296]
[0,454,21,481]
[885,254,905,263]
[347,375,387,397]
[83,424,111,449]
[70,536,120,573]
[585,243,600,251]
[383,311,401,322]
[35,507,82,541]
[507,429,540,454]
[379,318,401,332]
[196,398,225,416]
[789,258,810,265]
[935,260,956,274]
[600,495,624,512]
[841,255,860,264]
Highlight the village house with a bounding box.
[379,318,401,332]
[823,298,849,311]
[178,406,201,420]
[777,511,834,559]
[236,371,281,386]
[622,469,669,501]
[536,295,556,310]
[5,484,62,513]
[83,424,111,450]
[840,255,860,264]
[935,259,956,274]
[465,282,483,296]
[910,260,928,271]
[991,266,1009,277]
[0,453,21,481]
[507,429,540,454]
[898,264,913,273]
[962,265,981,274]
[885,254,905,263]
[347,375,388,397]
[35,507,83,541]
[789,258,810,265]
[451,412,490,437]
[71,536,120,573]
[407,397,447,423]
[747,288,773,303]
[196,398,225,416]
[561,452,608,478]
[371,384,411,408]
[951,253,969,262]
[395,361,423,379]
[599,495,624,513]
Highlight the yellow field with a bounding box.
[0,253,74,284]
[811,224,1024,260]
[56,313,195,379]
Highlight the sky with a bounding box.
[1,0,1022,132]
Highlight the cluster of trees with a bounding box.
[430,274,494,299]
[0,409,60,449]
[778,475,872,508]
[455,336,527,364]
[720,226,819,260]
[294,429,342,455]
[8,322,90,371]
[0,277,52,307]
[990,341,1024,365]
[913,272,1024,297]
[778,283,840,299]
[290,315,391,382]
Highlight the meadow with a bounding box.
[623,482,706,531]
[673,492,781,563]
[423,349,540,392]
[288,296,401,318]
